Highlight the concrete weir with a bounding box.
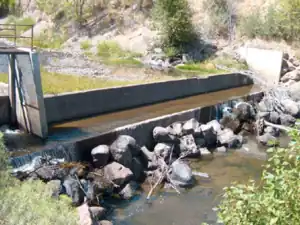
[10,90,263,167]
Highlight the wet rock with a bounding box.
[281,99,299,116]
[153,126,179,143]
[63,177,85,206]
[131,157,144,181]
[87,169,115,195]
[257,133,278,147]
[179,134,200,157]
[140,146,154,161]
[154,143,173,160]
[46,179,62,198]
[258,98,272,112]
[216,146,228,153]
[206,120,221,133]
[110,135,139,168]
[89,206,106,220]
[168,122,183,137]
[234,102,255,121]
[269,111,280,124]
[99,220,113,225]
[218,128,243,148]
[91,145,110,168]
[104,162,133,187]
[220,116,240,133]
[200,124,217,147]
[182,118,200,135]
[119,181,139,200]
[264,126,280,137]
[170,160,194,187]
[281,70,300,83]
[35,165,68,181]
[194,137,206,148]
[199,148,213,160]
[280,113,296,126]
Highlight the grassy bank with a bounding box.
[0,71,143,95]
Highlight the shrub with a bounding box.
[97,40,141,58]
[152,0,197,53]
[0,133,80,225]
[80,40,92,50]
[218,129,300,224]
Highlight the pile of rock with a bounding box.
[280,53,300,86]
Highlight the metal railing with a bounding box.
[0,23,34,50]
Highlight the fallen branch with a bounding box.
[264,120,299,132]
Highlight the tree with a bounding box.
[152,0,197,54]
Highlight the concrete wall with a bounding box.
[44,73,253,124]
[10,91,263,166]
[0,96,9,125]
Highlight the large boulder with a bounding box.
[179,134,200,157]
[281,99,299,116]
[280,113,296,126]
[169,160,194,187]
[119,181,139,200]
[167,122,183,137]
[63,177,85,206]
[182,118,201,136]
[89,206,106,220]
[289,82,300,101]
[104,162,133,187]
[234,102,255,121]
[217,128,243,149]
[91,145,110,168]
[153,126,179,143]
[200,124,217,147]
[110,135,139,168]
[154,143,173,160]
[281,70,300,83]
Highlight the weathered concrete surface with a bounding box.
[237,47,283,85]
[0,95,9,125]
[45,73,253,124]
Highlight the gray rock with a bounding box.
[131,157,144,181]
[182,118,200,135]
[179,134,200,157]
[200,124,217,147]
[170,160,194,187]
[89,206,106,220]
[218,128,243,148]
[281,99,299,116]
[234,102,255,121]
[153,126,178,143]
[140,146,154,161]
[91,145,110,168]
[220,115,241,133]
[167,122,183,137]
[194,137,206,148]
[206,120,221,133]
[110,135,138,168]
[281,70,300,82]
[99,220,113,225]
[154,143,173,160]
[63,178,85,206]
[269,111,280,124]
[257,133,278,147]
[119,181,139,200]
[280,113,296,126]
[289,81,300,101]
[46,179,62,198]
[216,146,228,153]
[264,126,280,137]
[104,162,133,186]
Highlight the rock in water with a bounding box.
[170,160,194,187]
[280,113,296,126]
[206,120,221,133]
[234,102,255,121]
[91,145,110,168]
[218,128,243,148]
[89,206,106,220]
[281,99,299,116]
[257,133,278,147]
[119,181,139,200]
[167,122,183,137]
[131,157,144,181]
[153,126,179,143]
[154,143,173,160]
[182,118,200,135]
[104,162,133,187]
[179,134,200,157]
[200,124,217,147]
[63,178,85,206]
[110,135,139,168]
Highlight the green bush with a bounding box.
[80,40,92,50]
[152,0,197,53]
[239,0,300,42]
[218,130,300,224]
[0,133,79,225]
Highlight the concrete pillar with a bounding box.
[14,50,48,138]
[8,54,17,125]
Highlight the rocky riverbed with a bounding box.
[8,84,300,225]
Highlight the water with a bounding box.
[105,148,264,225]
